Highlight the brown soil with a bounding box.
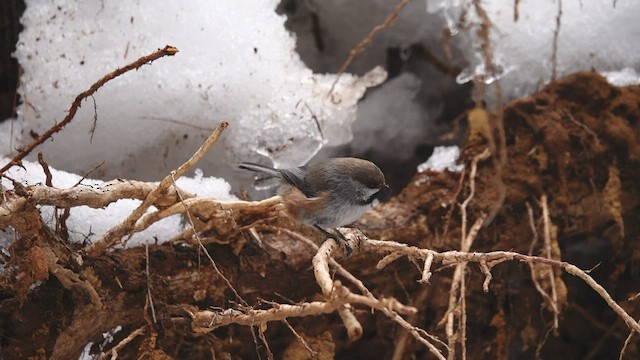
[2,71,640,359]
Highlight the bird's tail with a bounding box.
[237,162,281,177]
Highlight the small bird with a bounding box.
[239,157,388,255]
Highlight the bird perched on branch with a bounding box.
[239,157,388,255]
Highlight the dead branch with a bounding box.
[329,0,411,94]
[0,180,194,228]
[441,148,489,360]
[391,287,431,360]
[471,0,507,226]
[312,237,364,341]
[37,153,53,187]
[356,233,640,335]
[134,197,281,238]
[551,0,563,80]
[282,319,318,358]
[526,202,560,329]
[620,331,636,360]
[181,223,640,359]
[0,45,179,174]
[313,235,447,359]
[86,121,228,256]
[190,282,410,331]
[541,194,561,329]
[99,326,146,360]
[43,246,103,308]
[170,172,248,307]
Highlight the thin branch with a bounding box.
[282,319,318,358]
[72,161,106,188]
[312,236,447,359]
[442,148,489,359]
[85,121,228,256]
[170,172,247,307]
[471,0,507,226]
[619,330,636,360]
[541,194,560,329]
[391,287,431,360]
[328,0,412,95]
[526,202,559,327]
[257,325,274,360]
[0,45,179,174]
[551,0,563,81]
[145,241,157,325]
[37,153,53,187]
[311,236,364,341]
[89,95,98,143]
[98,326,146,360]
[0,180,194,228]
[354,234,640,334]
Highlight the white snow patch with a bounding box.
[417,146,463,173]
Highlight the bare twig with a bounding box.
[541,194,560,329]
[328,0,412,94]
[134,196,280,239]
[170,172,247,307]
[526,202,559,328]
[440,168,467,243]
[551,0,563,81]
[99,326,146,360]
[37,153,53,187]
[192,282,410,330]
[275,227,372,297]
[441,217,485,360]
[356,234,640,335]
[442,148,489,360]
[257,325,274,360]
[282,319,318,358]
[140,116,215,131]
[145,241,157,325]
[89,95,98,143]
[0,180,195,228]
[471,0,507,226]
[391,287,431,360]
[311,237,364,341]
[0,45,179,174]
[619,330,636,360]
[249,326,263,360]
[312,236,447,359]
[85,121,228,256]
[72,160,106,188]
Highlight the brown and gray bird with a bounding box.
[239,157,388,255]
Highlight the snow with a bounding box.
[3,0,640,250]
[10,0,385,182]
[428,0,640,100]
[417,146,463,173]
[0,157,236,247]
[603,67,640,87]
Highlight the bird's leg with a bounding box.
[313,224,352,256]
[333,228,354,257]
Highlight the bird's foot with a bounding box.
[314,225,353,257]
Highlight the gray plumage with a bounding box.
[239,158,386,228]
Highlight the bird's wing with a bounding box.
[279,167,309,195]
